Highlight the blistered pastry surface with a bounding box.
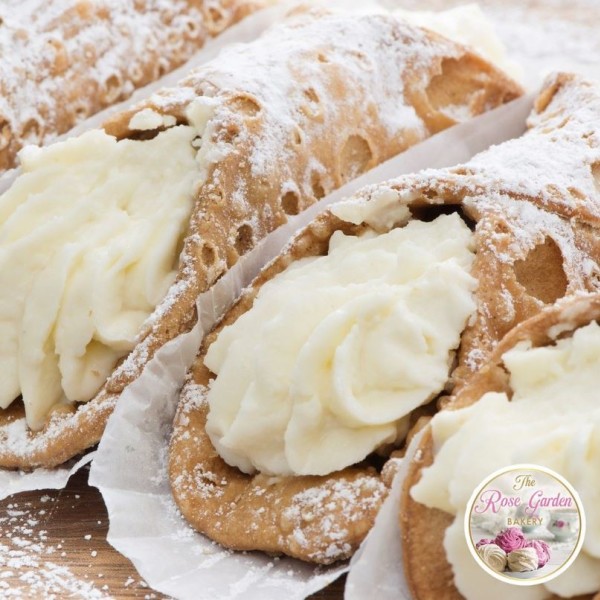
[0,0,265,173]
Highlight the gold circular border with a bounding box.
[463,464,586,587]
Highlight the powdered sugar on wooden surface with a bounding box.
[0,454,94,503]
[0,468,166,599]
[0,494,108,599]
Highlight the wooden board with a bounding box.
[0,466,345,598]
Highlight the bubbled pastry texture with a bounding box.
[0,0,266,173]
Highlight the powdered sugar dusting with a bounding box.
[470,194,586,277]
[0,396,116,460]
[281,477,386,562]
[119,7,504,254]
[391,0,600,87]
[0,0,261,172]
[343,72,600,228]
[0,497,108,598]
[463,79,600,222]
[172,377,388,563]
[176,10,463,175]
[181,379,208,408]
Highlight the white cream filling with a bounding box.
[205,213,477,477]
[0,97,217,430]
[411,321,600,599]
[128,108,177,131]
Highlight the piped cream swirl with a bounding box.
[206,213,477,476]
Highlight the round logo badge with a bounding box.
[464,464,585,586]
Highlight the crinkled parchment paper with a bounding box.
[88,95,533,599]
[0,453,94,502]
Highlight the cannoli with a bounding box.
[401,293,600,600]
[0,0,268,174]
[360,71,600,391]
[169,74,600,564]
[0,10,522,470]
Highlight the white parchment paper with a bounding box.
[0,453,94,502]
[346,429,426,600]
[88,95,533,600]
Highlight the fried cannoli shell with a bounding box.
[0,0,268,174]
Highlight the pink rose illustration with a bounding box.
[494,527,526,553]
[476,538,494,549]
[555,520,565,528]
[524,539,551,568]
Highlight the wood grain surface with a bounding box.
[0,466,345,598]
